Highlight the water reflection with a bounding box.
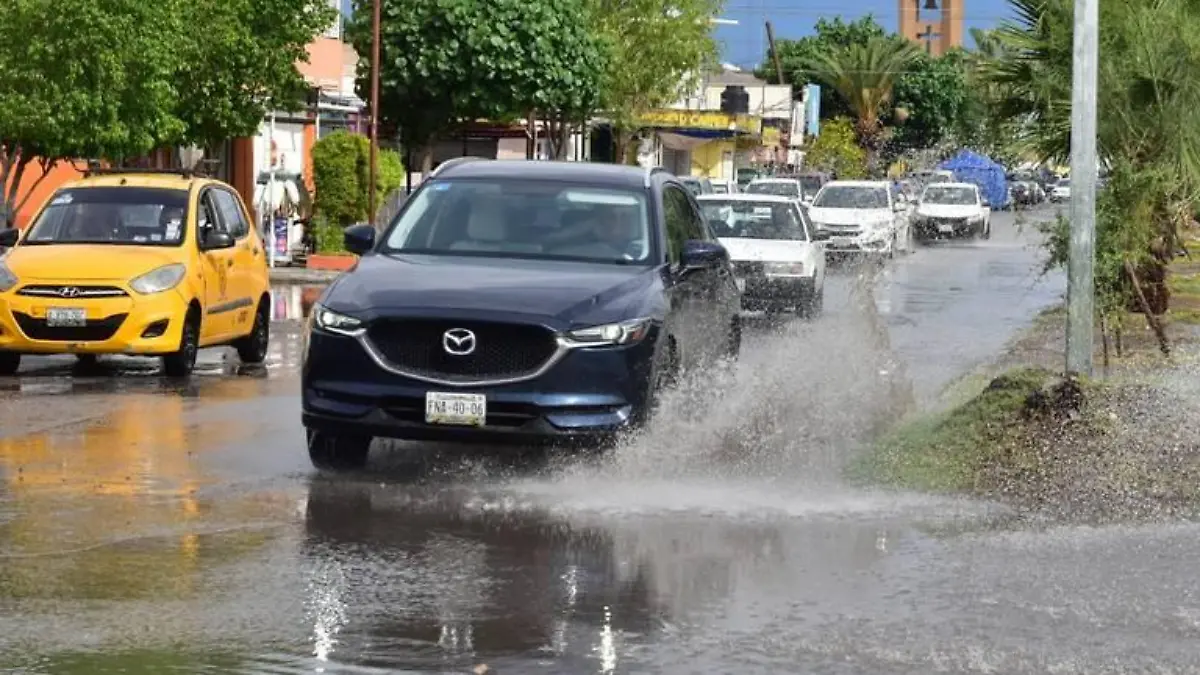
[301,477,903,672]
[0,378,280,603]
[270,285,322,322]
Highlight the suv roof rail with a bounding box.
[428,156,490,179]
[644,165,669,188]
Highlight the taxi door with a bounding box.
[211,187,265,334]
[196,189,236,343]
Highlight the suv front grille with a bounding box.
[17,285,128,298]
[733,261,765,277]
[366,319,559,382]
[13,312,127,342]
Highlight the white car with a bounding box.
[806,180,911,258]
[1050,179,1071,202]
[743,178,806,203]
[912,182,991,240]
[710,179,738,194]
[697,194,827,316]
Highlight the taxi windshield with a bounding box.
[24,187,189,247]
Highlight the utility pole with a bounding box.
[1065,0,1099,375]
[367,0,382,227]
[765,21,785,85]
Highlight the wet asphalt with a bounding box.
[7,207,1196,674]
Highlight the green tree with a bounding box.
[982,0,1200,337]
[172,0,336,147]
[0,0,182,226]
[805,117,867,178]
[348,0,607,171]
[586,0,721,163]
[312,131,403,227]
[804,37,920,170]
[763,16,892,121]
[889,50,970,155]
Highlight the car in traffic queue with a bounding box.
[678,176,714,197]
[743,178,806,203]
[710,179,738,195]
[301,159,743,470]
[806,180,911,259]
[911,182,992,241]
[696,193,828,317]
[1050,178,1071,203]
[0,169,272,377]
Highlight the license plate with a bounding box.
[832,237,854,247]
[937,223,954,234]
[425,392,486,426]
[46,307,87,327]
[734,277,746,293]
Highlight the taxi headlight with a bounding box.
[0,261,16,293]
[130,263,186,295]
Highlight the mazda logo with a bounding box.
[59,286,80,298]
[442,328,476,356]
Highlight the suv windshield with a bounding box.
[922,186,978,205]
[699,199,807,241]
[745,181,801,198]
[812,185,889,209]
[24,187,188,246]
[381,179,654,265]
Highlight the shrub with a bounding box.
[311,215,346,254]
[804,117,867,178]
[311,130,404,227]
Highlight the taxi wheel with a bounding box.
[163,311,200,378]
[235,300,270,365]
[0,351,19,376]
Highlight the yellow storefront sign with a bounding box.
[640,109,762,135]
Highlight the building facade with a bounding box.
[898,0,964,56]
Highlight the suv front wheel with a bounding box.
[307,429,372,471]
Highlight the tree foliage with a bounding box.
[586,0,721,140]
[349,0,607,168]
[890,50,971,155]
[765,16,892,121]
[805,117,867,178]
[312,131,403,227]
[0,0,334,227]
[982,0,1200,322]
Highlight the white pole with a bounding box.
[267,110,277,269]
[1065,0,1099,375]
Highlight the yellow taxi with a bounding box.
[0,169,271,377]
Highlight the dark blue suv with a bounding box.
[302,159,742,470]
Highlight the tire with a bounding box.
[981,222,992,240]
[0,351,19,376]
[162,309,201,378]
[801,285,824,319]
[74,354,98,368]
[726,315,742,359]
[307,429,372,471]
[234,300,270,364]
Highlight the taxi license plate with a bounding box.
[425,392,486,426]
[46,307,87,327]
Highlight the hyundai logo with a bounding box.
[442,328,476,356]
[59,286,80,298]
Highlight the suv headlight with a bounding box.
[313,304,365,337]
[0,261,16,293]
[764,262,805,277]
[563,318,651,347]
[130,263,186,295]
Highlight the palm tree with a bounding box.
[804,37,920,169]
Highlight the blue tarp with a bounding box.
[937,150,1008,207]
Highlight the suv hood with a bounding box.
[323,253,658,327]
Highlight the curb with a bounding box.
[269,267,341,284]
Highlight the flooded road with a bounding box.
[8,208,1192,674]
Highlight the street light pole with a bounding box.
[367,0,382,228]
[1065,0,1099,375]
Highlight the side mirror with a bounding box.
[981,200,991,208]
[813,230,831,242]
[200,229,235,250]
[680,239,727,270]
[343,223,376,255]
[893,201,907,212]
[0,228,19,247]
